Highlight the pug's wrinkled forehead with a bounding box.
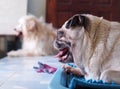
[65,14,87,29]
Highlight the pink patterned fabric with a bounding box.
[33,62,57,74]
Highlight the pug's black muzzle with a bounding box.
[54,39,73,63]
[55,39,70,50]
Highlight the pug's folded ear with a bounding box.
[65,14,87,29]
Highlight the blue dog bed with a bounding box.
[49,64,120,89]
[68,74,120,89]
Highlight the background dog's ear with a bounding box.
[65,14,87,29]
[27,20,36,30]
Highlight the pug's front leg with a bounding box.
[85,63,101,81]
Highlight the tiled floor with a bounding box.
[0,56,63,89]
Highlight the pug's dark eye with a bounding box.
[57,31,65,39]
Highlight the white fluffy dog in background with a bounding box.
[7,15,57,57]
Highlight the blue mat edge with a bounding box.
[48,67,120,89]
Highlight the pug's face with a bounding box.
[54,14,87,62]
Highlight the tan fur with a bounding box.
[7,15,57,57]
[59,14,120,84]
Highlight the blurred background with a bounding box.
[0,0,120,58]
[0,0,46,58]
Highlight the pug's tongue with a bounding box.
[56,48,68,61]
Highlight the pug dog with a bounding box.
[54,14,120,84]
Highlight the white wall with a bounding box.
[0,0,46,35]
[27,0,46,18]
[0,0,27,35]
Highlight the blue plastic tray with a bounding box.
[48,68,68,89]
[49,68,120,89]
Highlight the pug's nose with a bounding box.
[56,40,61,46]
[55,40,63,49]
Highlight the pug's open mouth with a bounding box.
[56,47,73,62]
